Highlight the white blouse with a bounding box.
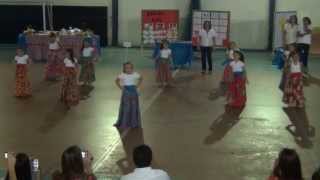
[64,58,78,68]
[230,60,245,73]
[290,61,301,73]
[284,23,298,45]
[15,55,29,64]
[160,49,171,59]
[49,38,60,50]
[118,72,141,86]
[82,47,95,57]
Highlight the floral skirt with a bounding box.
[79,60,96,84]
[15,64,31,97]
[227,73,246,107]
[60,67,80,107]
[283,72,304,107]
[114,86,141,129]
[45,50,64,80]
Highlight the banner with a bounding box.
[141,10,179,44]
[192,10,230,47]
[273,11,297,48]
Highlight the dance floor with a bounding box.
[0,48,319,180]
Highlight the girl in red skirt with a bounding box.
[45,32,64,81]
[156,40,172,88]
[227,50,248,107]
[282,51,305,108]
[60,49,80,109]
[14,48,32,98]
[221,41,240,96]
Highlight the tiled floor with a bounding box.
[0,48,319,180]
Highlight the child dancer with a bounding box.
[156,40,172,87]
[220,42,240,95]
[279,44,296,92]
[227,50,248,107]
[45,32,64,81]
[14,48,32,98]
[60,49,80,109]
[282,51,305,108]
[79,40,97,87]
[114,62,143,129]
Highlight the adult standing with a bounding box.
[199,21,217,74]
[297,17,312,74]
[283,15,299,47]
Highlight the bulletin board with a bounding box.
[141,10,179,45]
[192,10,231,47]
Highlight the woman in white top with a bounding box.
[115,62,143,129]
[199,21,217,74]
[14,48,32,98]
[283,15,298,47]
[155,40,173,87]
[45,32,64,81]
[60,49,80,109]
[79,40,98,87]
[282,51,305,108]
[297,17,312,73]
[227,50,248,107]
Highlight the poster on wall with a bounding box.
[273,11,297,48]
[192,10,230,47]
[141,10,179,45]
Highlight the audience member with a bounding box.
[52,145,96,180]
[5,153,32,180]
[121,144,170,180]
[269,148,303,180]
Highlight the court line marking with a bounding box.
[93,69,180,172]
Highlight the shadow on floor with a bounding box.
[282,107,315,148]
[79,85,94,100]
[307,75,320,87]
[116,128,145,175]
[38,102,68,133]
[204,105,244,145]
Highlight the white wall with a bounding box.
[201,0,269,49]
[276,0,320,27]
[118,0,190,45]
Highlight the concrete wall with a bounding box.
[201,0,269,49]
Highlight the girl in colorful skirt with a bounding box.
[45,32,64,81]
[156,40,172,87]
[14,48,32,98]
[279,44,296,92]
[282,51,305,108]
[220,41,240,96]
[114,62,143,129]
[227,50,248,107]
[60,49,80,109]
[79,40,97,86]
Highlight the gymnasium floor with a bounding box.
[0,48,319,180]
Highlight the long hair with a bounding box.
[5,153,32,180]
[234,50,245,62]
[290,15,298,25]
[61,146,85,180]
[66,49,76,64]
[160,39,169,50]
[303,17,312,25]
[277,148,303,180]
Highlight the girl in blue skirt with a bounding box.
[114,62,143,129]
